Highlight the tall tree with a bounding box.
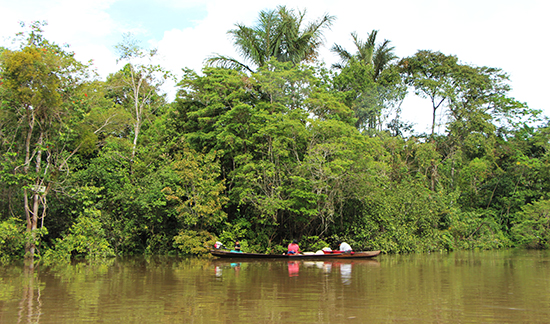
[399,50,458,137]
[113,33,169,164]
[207,6,334,72]
[331,31,404,133]
[0,22,92,258]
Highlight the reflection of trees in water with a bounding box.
[5,253,550,323]
[3,257,387,322]
[19,262,42,323]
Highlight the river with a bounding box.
[1,249,549,323]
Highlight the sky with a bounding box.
[1,0,548,133]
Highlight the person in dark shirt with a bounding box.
[234,241,241,252]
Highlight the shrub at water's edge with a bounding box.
[42,208,115,263]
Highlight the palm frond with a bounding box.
[332,30,397,80]
[205,55,254,73]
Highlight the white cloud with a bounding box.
[1,0,549,129]
[0,0,120,78]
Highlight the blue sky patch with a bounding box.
[107,0,207,41]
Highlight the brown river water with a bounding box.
[1,249,549,323]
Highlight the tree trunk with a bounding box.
[130,66,144,167]
[431,97,445,139]
[23,111,45,259]
[23,108,35,258]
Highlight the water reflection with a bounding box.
[212,259,380,281]
[287,261,300,277]
[340,263,352,285]
[231,262,241,277]
[300,260,379,283]
[19,264,42,323]
[303,261,333,273]
[215,262,242,278]
[2,251,550,323]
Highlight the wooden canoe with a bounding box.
[210,250,380,259]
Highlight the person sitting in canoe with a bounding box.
[338,241,352,253]
[233,241,242,253]
[287,239,300,255]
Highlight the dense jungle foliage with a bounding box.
[1,11,549,263]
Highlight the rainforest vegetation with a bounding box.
[1,8,549,263]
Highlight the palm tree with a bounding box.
[331,30,401,132]
[207,6,334,72]
[331,30,396,80]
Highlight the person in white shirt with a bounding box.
[338,241,352,252]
